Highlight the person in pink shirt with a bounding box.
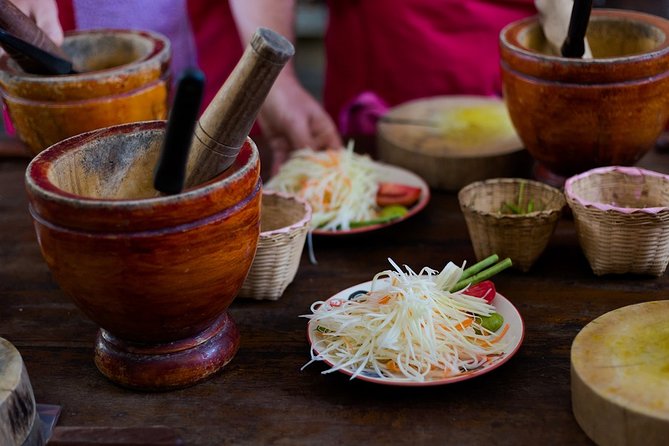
[2,0,341,166]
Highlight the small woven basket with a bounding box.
[240,191,311,300]
[565,166,669,276]
[458,178,565,272]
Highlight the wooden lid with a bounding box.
[571,301,669,445]
[0,337,38,446]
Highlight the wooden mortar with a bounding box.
[25,121,261,391]
[500,9,669,177]
[0,29,170,155]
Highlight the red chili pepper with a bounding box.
[462,280,496,303]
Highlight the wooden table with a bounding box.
[2,136,668,446]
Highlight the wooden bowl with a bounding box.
[500,9,669,177]
[25,121,261,390]
[0,29,170,155]
[377,96,529,191]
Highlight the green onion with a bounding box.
[500,180,544,214]
[460,254,499,281]
[451,257,513,291]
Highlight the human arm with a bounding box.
[229,0,342,171]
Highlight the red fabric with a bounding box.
[324,0,536,122]
[56,0,75,30]
[186,1,243,110]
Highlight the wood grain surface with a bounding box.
[3,139,669,445]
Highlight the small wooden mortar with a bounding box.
[500,9,669,177]
[25,121,261,390]
[0,29,170,155]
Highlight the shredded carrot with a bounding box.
[386,360,401,372]
[490,324,510,344]
[456,318,473,331]
[378,295,391,304]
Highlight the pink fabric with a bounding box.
[2,105,15,136]
[338,91,389,137]
[325,0,536,131]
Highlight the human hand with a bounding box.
[258,74,342,174]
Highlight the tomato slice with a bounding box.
[462,280,496,303]
[376,182,422,207]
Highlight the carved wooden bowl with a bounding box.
[500,9,669,177]
[0,29,170,155]
[25,121,261,390]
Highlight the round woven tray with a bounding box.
[565,166,669,276]
[240,191,311,300]
[458,178,565,272]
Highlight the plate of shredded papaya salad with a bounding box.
[302,255,524,386]
[265,142,430,235]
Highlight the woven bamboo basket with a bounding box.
[240,191,311,300]
[458,178,565,272]
[565,166,669,276]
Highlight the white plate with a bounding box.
[311,162,430,236]
[306,280,524,386]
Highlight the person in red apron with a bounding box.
[230,0,536,148]
[323,0,537,135]
[3,0,536,163]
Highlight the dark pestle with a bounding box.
[561,0,593,58]
[154,68,205,195]
[0,27,75,75]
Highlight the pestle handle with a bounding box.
[561,0,593,58]
[0,27,75,75]
[185,27,294,187]
[0,0,69,62]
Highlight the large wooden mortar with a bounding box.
[0,29,170,155]
[500,9,669,177]
[25,121,261,390]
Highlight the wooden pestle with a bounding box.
[0,0,71,72]
[185,27,294,187]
